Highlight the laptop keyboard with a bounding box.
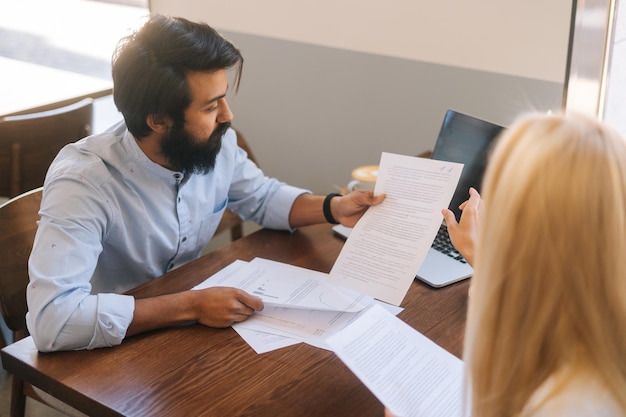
[431,224,468,264]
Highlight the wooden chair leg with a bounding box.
[230,223,244,241]
[10,374,26,417]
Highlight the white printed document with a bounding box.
[193,258,381,353]
[231,327,301,354]
[194,258,371,312]
[234,298,402,351]
[328,152,463,305]
[326,304,464,417]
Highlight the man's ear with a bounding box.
[146,114,172,133]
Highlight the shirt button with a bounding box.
[182,236,187,242]
[178,197,181,202]
[174,173,182,180]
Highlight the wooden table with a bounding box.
[0,57,113,117]
[1,224,469,417]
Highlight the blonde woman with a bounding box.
[387,113,626,416]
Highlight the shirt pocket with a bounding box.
[195,198,228,250]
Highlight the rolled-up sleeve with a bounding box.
[27,288,134,352]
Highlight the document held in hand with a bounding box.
[328,152,463,305]
[326,304,464,417]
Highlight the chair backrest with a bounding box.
[0,98,93,198]
[0,188,42,340]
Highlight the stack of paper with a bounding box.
[193,258,402,353]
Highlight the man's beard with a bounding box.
[160,122,231,174]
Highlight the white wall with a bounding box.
[149,0,572,194]
[150,0,571,83]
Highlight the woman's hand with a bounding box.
[441,187,481,266]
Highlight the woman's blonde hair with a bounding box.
[464,112,626,416]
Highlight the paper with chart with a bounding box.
[193,257,371,312]
[193,258,385,353]
[328,152,463,305]
[326,304,464,417]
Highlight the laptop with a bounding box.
[333,109,504,287]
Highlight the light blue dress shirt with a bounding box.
[26,122,307,351]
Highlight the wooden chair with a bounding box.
[0,98,93,199]
[214,128,259,241]
[0,187,59,417]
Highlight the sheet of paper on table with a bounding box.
[328,152,463,305]
[194,257,371,312]
[232,327,301,354]
[193,259,402,353]
[326,304,464,417]
[234,296,403,352]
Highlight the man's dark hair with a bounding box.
[112,14,243,138]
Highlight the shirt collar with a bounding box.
[122,129,186,185]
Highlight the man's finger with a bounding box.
[238,292,264,312]
[232,313,254,323]
[237,304,256,316]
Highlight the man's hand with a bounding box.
[192,287,264,327]
[288,192,385,228]
[330,190,385,227]
[128,287,264,336]
[441,187,481,266]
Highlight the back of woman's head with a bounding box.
[112,14,243,138]
[465,112,626,416]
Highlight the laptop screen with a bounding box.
[431,110,504,221]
